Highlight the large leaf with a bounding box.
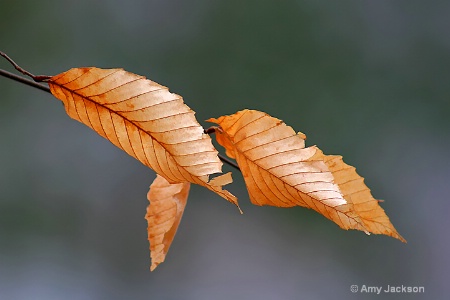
[48,67,237,207]
[145,175,190,271]
[208,109,405,241]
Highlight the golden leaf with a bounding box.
[47,67,237,207]
[145,175,190,271]
[208,109,405,241]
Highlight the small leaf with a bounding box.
[145,175,190,271]
[47,67,238,207]
[208,109,405,241]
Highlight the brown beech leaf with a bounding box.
[47,67,237,207]
[208,109,405,242]
[145,175,190,271]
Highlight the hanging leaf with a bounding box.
[208,109,405,241]
[47,67,238,208]
[145,175,190,271]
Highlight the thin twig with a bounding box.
[218,154,240,171]
[0,69,50,92]
[0,51,51,82]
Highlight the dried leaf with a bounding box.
[208,109,405,241]
[47,67,237,207]
[145,175,190,271]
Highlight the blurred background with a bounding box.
[1,0,449,299]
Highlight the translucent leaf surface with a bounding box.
[209,109,405,241]
[48,67,237,207]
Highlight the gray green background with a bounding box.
[1,1,449,299]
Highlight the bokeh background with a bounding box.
[1,1,449,299]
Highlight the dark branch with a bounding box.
[218,154,240,171]
[0,69,50,92]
